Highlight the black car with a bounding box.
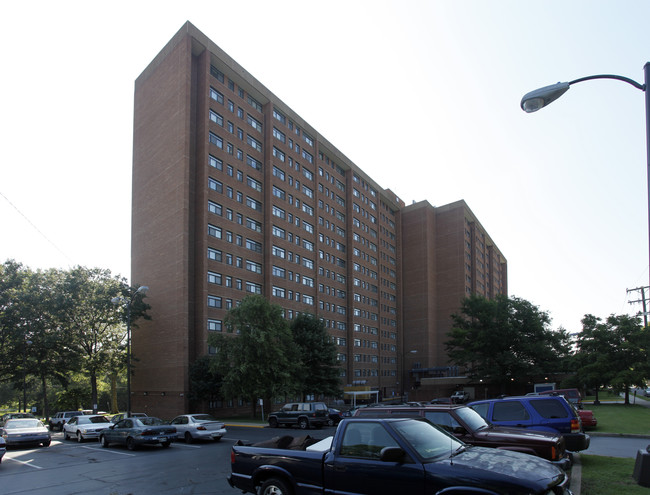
[327,408,343,426]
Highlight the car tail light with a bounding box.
[551,446,557,461]
[570,418,580,433]
[231,450,236,464]
[197,426,207,430]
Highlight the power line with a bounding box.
[0,190,73,264]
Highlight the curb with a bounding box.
[571,454,581,495]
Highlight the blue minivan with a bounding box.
[468,395,590,452]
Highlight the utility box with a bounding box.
[633,447,650,487]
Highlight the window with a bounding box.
[207,319,222,332]
[247,135,262,152]
[273,165,285,181]
[302,149,313,163]
[207,271,222,285]
[209,110,223,126]
[246,197,262,211]
[273,146,285,162]
[273,186,286,200]
[272,286,286,298]
[247,155,262,171]
[247,176,262,192]
[209,87,224,104]
[246,260,262,274]
[209,155,223,170]
[209,132,223,149]
[208,248,222,261]
[246,239,262,253]
[248,95,262,112]
[208,224,221,239]
[272,205,286,219]
[273,108,286,124]
[246,217,262,232]
[492,401,530,421]
[246,282,262,294]
[208,201,222,216]
[272,266,286,278]
[339,423,399,459]
[272,245,285,258]
[207,295,222,308]
[272,225,286,239]
[273,127,286,143]
[247,114,263,132]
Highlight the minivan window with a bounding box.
[529,398,568,418]
[492,401,530,421]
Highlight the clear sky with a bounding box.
[2,0,649,333]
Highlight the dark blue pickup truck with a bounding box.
[228,417,572,495]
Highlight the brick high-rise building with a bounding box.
[131,22,507,417]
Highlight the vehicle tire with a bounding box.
[260,477,292,495]
[100,435,109,448]
[161,441,171,448]
[327,418,334,426]
[42,439,51,447]
[76,432,83,443]
[184,431,194,444]
[213,436,221,442]
[298,418,309,430]
[269,417,278,428]
[126,437,136,451]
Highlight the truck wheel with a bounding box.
[298,418,309,430]
[260,477,292,495]
[269,417,278,428]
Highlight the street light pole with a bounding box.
[521,64,650,290]
[112,285,148,418]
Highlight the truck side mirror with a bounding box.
[380,446,405,463]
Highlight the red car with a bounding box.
[578,409,597,429]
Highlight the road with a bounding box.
[582,434,650,458]
[0,425,297,495]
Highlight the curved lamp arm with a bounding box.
[521,74,645,113]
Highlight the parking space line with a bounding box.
[81,446,135,456]
[5,457,44,469]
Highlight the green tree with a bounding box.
[0,262,73,416]
[445,294,572,392]
[61,267,148,414]
[208,295,298,416]
[290,313,341,400]
[188,355,222,405]
[575,313,650,404]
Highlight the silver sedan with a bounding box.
[63,415,112,442]
[1,418,51,447]
[169,414,226,443]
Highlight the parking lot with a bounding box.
[0,425,288,495]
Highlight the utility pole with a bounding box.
[627,286,649,327]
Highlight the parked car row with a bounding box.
[0,411,227,456]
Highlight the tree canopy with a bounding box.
[290,313,341,399]
[0,260,147,416]
[208,295,299,413]
[574,313,650,403]
[445,294,572,390]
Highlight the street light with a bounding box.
[521,64,650,287]
[22,339,32,413]
[111,285,149,418]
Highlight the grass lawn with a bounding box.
[581,455,648,494]
[585,403,650,435]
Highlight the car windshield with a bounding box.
[140,417,166,426]
[392,419,464,461]
[192,414,216,422]
[5,419,42,429]
[455,407,491,432]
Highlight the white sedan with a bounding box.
[169,414,226,443]
[63,415,112,442]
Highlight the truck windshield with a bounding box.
[392,419,464,460]
[455,407,491,432]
